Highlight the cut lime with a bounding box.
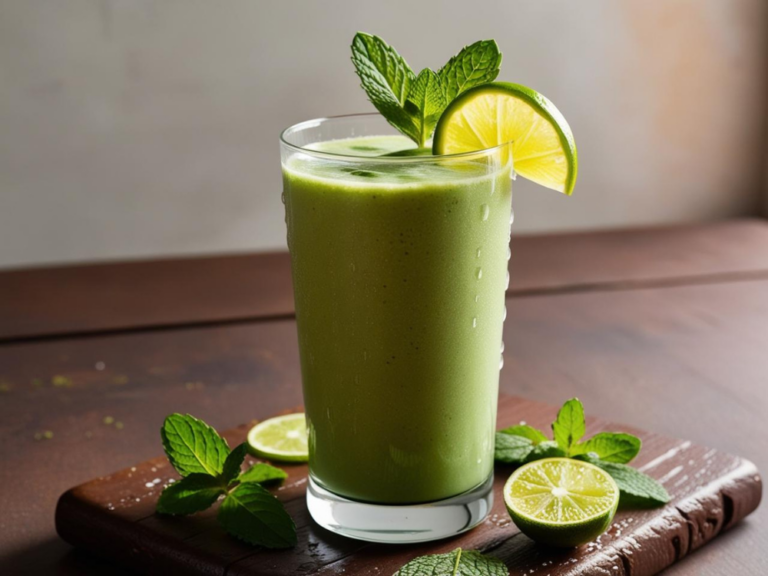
[433,82,577,195]
[247,413,308,463]
[504,458,618,547]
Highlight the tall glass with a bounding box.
[280,114,512,543]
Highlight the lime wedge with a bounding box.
[433,82,577,195]
[504,458,619,547]
[247,413,308,463]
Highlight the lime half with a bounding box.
[504,458,619,547]
[433,82,577,195]
[247,413,308,463]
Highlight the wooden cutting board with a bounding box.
[55,395,762,575]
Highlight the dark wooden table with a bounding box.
[1,219,766,575]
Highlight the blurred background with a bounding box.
[1,0,766,269]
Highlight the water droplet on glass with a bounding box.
[480,204,489,221]
[472,317,477,328]
[502,306,507,321]
[499,353,505,370]
[500,341,505,353]
[509,210,515,226]
[507,245,512,260]
[474,294,479,303]
[505,270,510,289]
[475,267,483,280]
[476,247,482,259]
[281,191,286,204]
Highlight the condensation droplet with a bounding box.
[503,306,507,321]
[500,341,505,353]
[350,262,356,272]
[281,191,286,204]
[507,245,512,260]
[480,204,490,221]
[509,210,515,226]
[476,247,482,259]
[499,353,505,370]
[472,317,477,328]
[475,267,483,280]
[505,270,510,289]
[474,294,479,303]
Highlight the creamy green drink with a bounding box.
[283,134,511,503]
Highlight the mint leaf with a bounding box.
[404,68,447,147]
[494,433,534,464]
[573,432,641,464]
[394,548,508,576]
[499,424,549,445]
[524,440,566,463]
[156,474,225,515]
[577,455,670,507]
[161,414,230,477]
[552,398,586,455]
[438,40,502,102]
[222,443,248,484]
[351,32,418,142]
[218,483,297,548]
[238,462,288,485]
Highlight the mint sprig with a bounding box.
[495,398,671,507]
[158,414,296,549]
[394,548,507,576]
[161,413,230,477]
[438,39,503,102]
[351,33,501,147]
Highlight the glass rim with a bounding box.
[280,112,513,163]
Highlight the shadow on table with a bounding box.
[1,537,136,575]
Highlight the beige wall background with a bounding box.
[1,0,766,269]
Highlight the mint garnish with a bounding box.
[158,414,296,549]
[156,473,226,516]
[579,456,671,507]
[495,398,671,507]
[552,397,586,455]
[218,482,298,548]
[351,33,501,148]
[438,39,503,102]
[573,432,642,464]
[394,548,507,576]
[404,68,447,149]
[161,413,230,477]
[499,424,549,445]
[238,462,288,484]
[221,442,249,483]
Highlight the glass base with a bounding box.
[306,473,494,544]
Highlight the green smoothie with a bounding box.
[283,135,511,504]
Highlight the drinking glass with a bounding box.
[280,114,512,543]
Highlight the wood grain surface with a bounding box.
[1,220,767,574]
[52,395,762,576]
[3,219,768,342]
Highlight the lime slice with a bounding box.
[504,458,619,547]
[433,82,577,195]
[247,413,308,463]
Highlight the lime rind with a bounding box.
[433,82,577,195]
